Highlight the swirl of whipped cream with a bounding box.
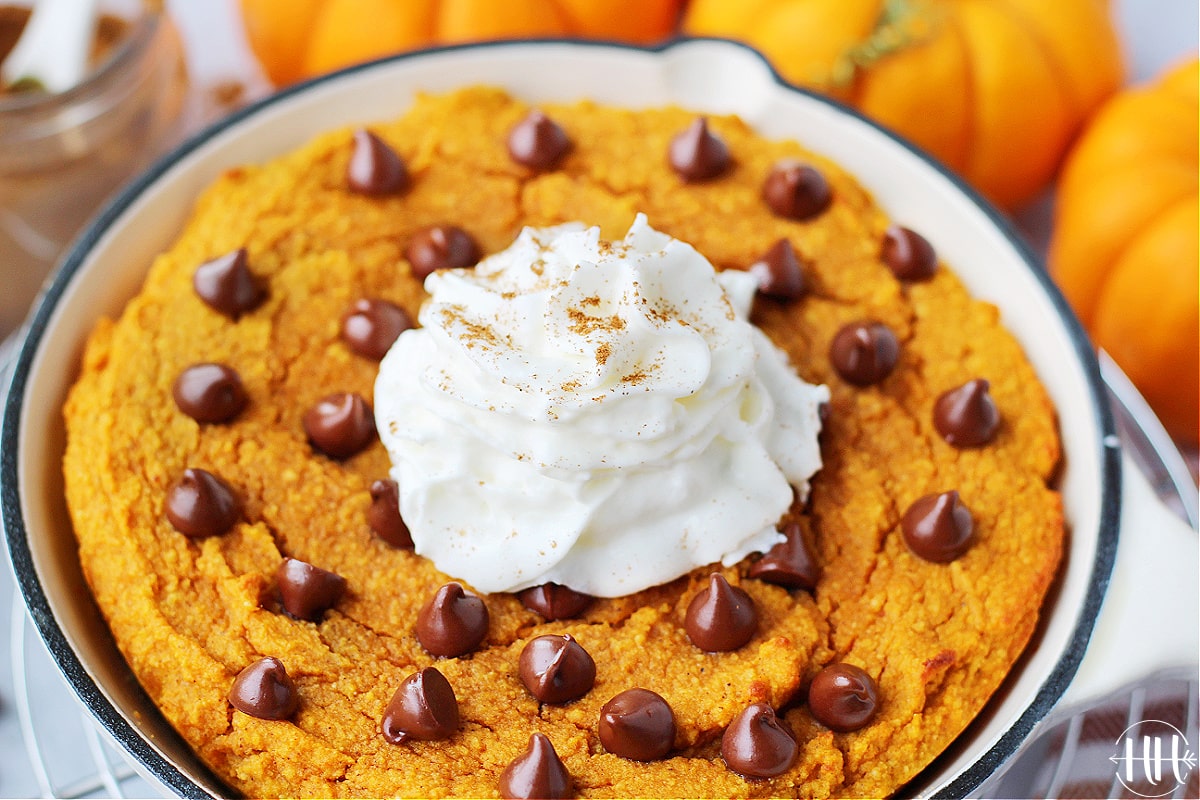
[375,215,827,597]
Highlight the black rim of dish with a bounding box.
[0,37,1121,799]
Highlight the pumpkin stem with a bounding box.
[829,0,937,88]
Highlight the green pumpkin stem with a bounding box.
[828,0,939,89]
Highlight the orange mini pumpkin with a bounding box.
[683,0,1124,210]
[1050,59,1199,444]
[241,0,685,87]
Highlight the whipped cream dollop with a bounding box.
[375,215,828,597]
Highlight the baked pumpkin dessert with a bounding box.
[62,87,1062,798]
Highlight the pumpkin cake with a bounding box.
[62,87,1063,798]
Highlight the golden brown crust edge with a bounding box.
[62,87,1063,799]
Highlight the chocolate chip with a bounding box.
[172,363,248,423]
[228,656,298,720]
[381,667,459,744]
[518,634,596,705]
[347,129,409,195]
[762,161,832,221]
[599,688,675,762]
[303,392,375,459]
[881,225,937,281]
[668,117,731,182]
[367,479,413,549]
[507,109,571,171]
[807,663,878,732]
[276,558,346,621]
[416,582,489,657]
[829,321,900,386]
[406,225,481,281]
[721,702,797,779]
[901,490,974,563]
[341,298,412,360]
[517,583,593,620]
[166,468,240,538]
[749,238,806,301]
[499,733,572,800]
[748,522,819,591]
[193,248,265,318]
[933,379,1000,447]
[684,573,757,652]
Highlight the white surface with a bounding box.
[1116,0,1199,82]
[1064,454,1200,706]
[165,0,267,90]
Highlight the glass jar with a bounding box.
[0,2,188,337]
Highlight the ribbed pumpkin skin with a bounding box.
[683,0,1124,210]
[1049,59,1199,444]
[240,0,686,87]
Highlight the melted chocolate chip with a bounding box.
[347,129,409,195]
[507,109,571,171]
[341,298,412,360]
[367,479,413,549]
[303,392,375,459]
[277,558,346,621]
[193,248,265,318]
[749,238,806,301]
[406,225,481,281]
[933,379,1000,447]
[381,667,460,744]
[599,688,675,762]
[668,117,731,182]
[901,490,974,563]
[499,733,572,800]
[518,634,596,705]
[762,161,832,221]
[517,583,593,620]
[748,522,819,591]
[721,702,797,779]
[172,363,248,423]
[165,468,240,538]
[685,573,757,652]
[881,225,937,281]
[807,663,878,732]
[228,657,298,720]
[829,321,900,386]
[416,583,489,657]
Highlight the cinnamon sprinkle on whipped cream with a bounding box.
[375,215,828,597]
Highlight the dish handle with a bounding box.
[1060,453,1199,708]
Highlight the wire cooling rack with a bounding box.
[0,332,1196,799]
[0,328,163,799]
[7,590,163,799]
